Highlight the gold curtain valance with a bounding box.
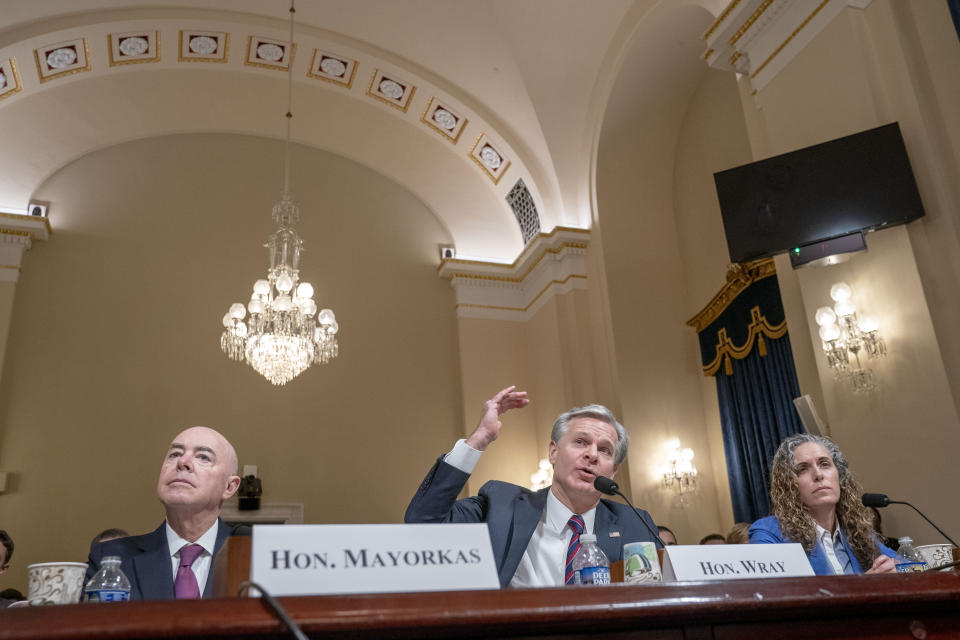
[687,259,787,376]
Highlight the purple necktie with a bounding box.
[564,515,585,584]
[174,543,205,599]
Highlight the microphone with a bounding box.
[861,493,889,508]
[861,493,959,548]
[594,476,666,548]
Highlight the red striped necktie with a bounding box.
[564,514,585,584]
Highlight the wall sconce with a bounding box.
[661,440,697,505]
[813,281,886,393]
[530,458,553,490]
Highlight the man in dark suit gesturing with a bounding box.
[406,386,660,587]
[86,426,244,600]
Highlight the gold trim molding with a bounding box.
[0,212,52,236]
[751,0,830,79]
[686,258,776,333]
[441,227,590,321]
[729,0,775,47]
[0,58,23,101]
[456,274,588,313]
[107,32,161,67]
[701,306,787,376]
[34,39,92,84]
[703,0,743,40]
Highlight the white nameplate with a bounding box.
[661,544,814,582]
[250,524,499,595]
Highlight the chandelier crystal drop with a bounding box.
[219,0,338,385]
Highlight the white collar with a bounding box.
[814,521,841,544]
[545,488,597,535]
[165,520,219,558]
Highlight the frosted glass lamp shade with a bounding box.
[819,323,841,341]
[815,307,837,327]
[859,315,879,333]
[830,282,852,302]
[834,299,856,317]
[296,282,314,299]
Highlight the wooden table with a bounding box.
[3,571,959,639]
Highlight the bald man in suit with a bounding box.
[86,426,247,600]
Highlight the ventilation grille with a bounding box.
[506,179,541,245]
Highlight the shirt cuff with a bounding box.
[443,438,482,474]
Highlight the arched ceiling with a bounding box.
[0,0,727,262]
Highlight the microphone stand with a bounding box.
[887,500,960,548]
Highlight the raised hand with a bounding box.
[465,385,529,451]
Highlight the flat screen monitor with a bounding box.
[714,122,926,263]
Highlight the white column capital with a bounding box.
[438,226,590,321]
[0,213,50,283]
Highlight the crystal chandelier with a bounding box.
[813,282,885,393]
[219,0,338,386]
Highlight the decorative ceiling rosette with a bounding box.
[34,39,90,83]
[421,97,468,144]
[178,31,229,63]
[367,68,416,113]
[108,31,159,66]
[306,49,356,88]
[245,36,294,71]
[469,133,511,184]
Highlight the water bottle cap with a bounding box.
[102,556,122,564]
[897,537,913,544]
[580,534,597,543]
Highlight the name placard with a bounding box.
[250,524,499,596]
[661,544,814,582]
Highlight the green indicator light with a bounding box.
[794,248,800,254]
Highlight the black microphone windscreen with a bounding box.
[862,493,890,508]
[594,476,619,495]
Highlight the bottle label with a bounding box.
[576,566,611,585]
[895,561,926,573]
[86,589,131,602]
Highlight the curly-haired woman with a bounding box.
[749,434,899,575]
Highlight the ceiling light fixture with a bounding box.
[219,0,338,385]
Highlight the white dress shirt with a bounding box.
[814,522,853,575]
[444,439,597,587]
[165,520,219,593]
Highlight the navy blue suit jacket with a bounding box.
[405,456,659,587]
[85,519,249,600]
[749,515,898,575]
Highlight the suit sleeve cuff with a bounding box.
[443,439,482,474]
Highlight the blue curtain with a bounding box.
[950,0,960,42]
[689,261,804,523]
[715,332,803,522]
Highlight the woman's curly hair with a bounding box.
[769,434,879,570]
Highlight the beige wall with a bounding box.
[738,1,960,542]
[594,3,738,545]
[0,134,462,589]
[671,67,756,535]
[0,281,15,390]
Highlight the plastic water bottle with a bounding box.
[84,556,132,602]
[572,534,610,584]
[895,537,927,573]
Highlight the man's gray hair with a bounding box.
[550,404,629,465]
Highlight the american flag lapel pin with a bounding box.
[609,531,621,538]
